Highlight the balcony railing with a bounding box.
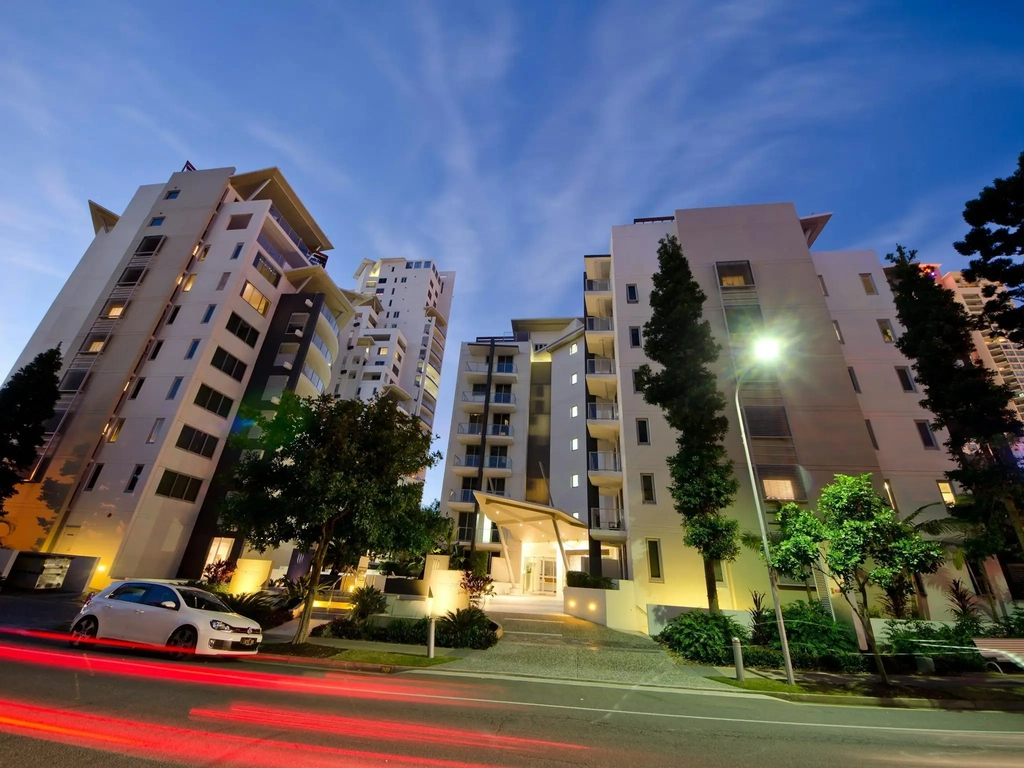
[319,303,340,335]
[586,317,614,332]
[590,508,624,531]
[586,357,615,375]
[449,489,510,504]
[465,361,517,375]
[585,279,611,292]
[587,403,618,420]
[461,391,516,406]
[268,204,312,259]
[457,423,514,438]
[588,451,622,472]
[454,455,512,470]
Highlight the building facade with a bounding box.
[2,165,364,590]
[442,203,1001,626]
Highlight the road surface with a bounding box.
[0,635,1021,767]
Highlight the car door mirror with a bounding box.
[159,601,178,610]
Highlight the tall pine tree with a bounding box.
[0,347,62,522]
[957,151,1024,343]
[885,245,1024,555]
[638,235,739,613]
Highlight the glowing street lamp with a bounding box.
[735,337,795,685]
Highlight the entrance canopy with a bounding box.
[472,492,587,543]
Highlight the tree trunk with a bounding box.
[291,517,337,644]
[854,583,890,686]
[702,558,720,614]
[803,578,814,604]
[1003,496,1024,555]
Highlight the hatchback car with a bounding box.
[70,580,262,657]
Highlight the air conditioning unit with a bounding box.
[293,329,303,338]
[270,396,281,405]
[282,361,293,371]
[304,298,314,308]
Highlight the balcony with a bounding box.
[587,402,620,441]
[464,360,518,384]
[584,279,612,316]
[590,507,627,543]
[586,357,617,398]
[588,451,623,488]
[461,391,516,414]
[455,423,515,445]
[449,488,510,511]
[452,455,513,478]
[585,317,615,358]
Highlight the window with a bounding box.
[119,267,145,285]
[570,342,578,355]
[165,190,179,200]
[194,384,234,418]
[240,281,271,316]
[167,306,180,325]
[227,213,252,230]
[149,217,164,227]
[216,272,231,291]
[570,405,578,418]
[744,405,792,437]
[155,470,202,502]
[636,418,650,445]
[877,319,896,343]
[860,273,878,295]
[377,347,389,356]
[626,284,639,303]
[125,465,144,493]
[166,377,183,400]
[818,275,828,296]
[832,320,845,344]
[182,274,196,292]
[83,335,105,353]
[937,481,956,506]
[176,425,219,459]
[129,378,145,400]
[629,327,642,348]
[85,464,103,491]
[895,366,916,392]
[263,376,288,402]
[640,473,656,503]
[571,474,579,488]
[226,312,259,347]
[646,539,663,581]
[571,438,579,451]
[197,245,209,261]
[401,277,407,283]
[185,339,200,359]
[632,369,644,393]
[762,479,796,500]
[107,418,125,443]
[104,301,126,318]
[147,418,164,444]
[201,304,216,324]
[916,420,939,449]
[570,373,578,385]
[252,252,281,287]
[865,419,880,449]
[393,311,399,318]
[716,261,754,287]
[883,480,899,512]
[230,243,244,260]
[149,340,163,360]
[724,305,763,335]
[211,347,247,382]
[848,367,861,393]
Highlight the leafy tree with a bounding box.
[957,151,1024,344]
[771,474,945,684]
[0,346,62,525]
[220,393,440,643]
[638,235,739,613]
[886,245,1024,554]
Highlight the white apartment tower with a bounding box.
[441,203,1015,629]
[2,165,368,591]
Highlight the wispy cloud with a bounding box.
[245,122,351,193]
[116,105,194,159]
[0,60,55,135]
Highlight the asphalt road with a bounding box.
[0,636,1022,768]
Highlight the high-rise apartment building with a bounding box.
[331,258,454,432]
[2,165,364,590]
[442,203,1012,627]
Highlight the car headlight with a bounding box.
[210,620,233,632]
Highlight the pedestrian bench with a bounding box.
[972,638,1024,671]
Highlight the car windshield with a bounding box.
[177,588,232,613]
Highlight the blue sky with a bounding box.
[1,1,1022,503]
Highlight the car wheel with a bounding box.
[166,626,198,660]
[70,616,98,648]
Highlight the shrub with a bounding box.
[437,608,498,650]
[350,585,389,626]
[218,591,291,630]
[203,559,237,586]
[883,617,989,673]
[460,569,495,608]
[657,611,747,665]
[742,646,784,669]
[989,607,1024,638]
[312,617,364,640]
[765,601,858,656]
[566,571,615,590]
[748,591,772,647]
[377,618,429,645]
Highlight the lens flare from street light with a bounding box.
[753,337,780,361]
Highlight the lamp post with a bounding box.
[735,337,796,686]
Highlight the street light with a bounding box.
[735,336,796,686]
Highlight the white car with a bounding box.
[70,580,263,657]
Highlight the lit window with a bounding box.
[378,347,389,356]
[762,478,795,500]
[197,245,210,261]
[571,474,579,488]
[107,418,125,443]
[87,339,105,353]
[883,479,899,512]
[937,481,956,506]
[570,405,578,418]
[182,274,196,292]
[105,302,125,318]
[571,438,579,451]
[877,319,896,343]
[149,217,164,227]
[860,273,878,295]
[570,342,578,355]
[571,373,578,385]
[240,281,271,316]
[832,320,845,344]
